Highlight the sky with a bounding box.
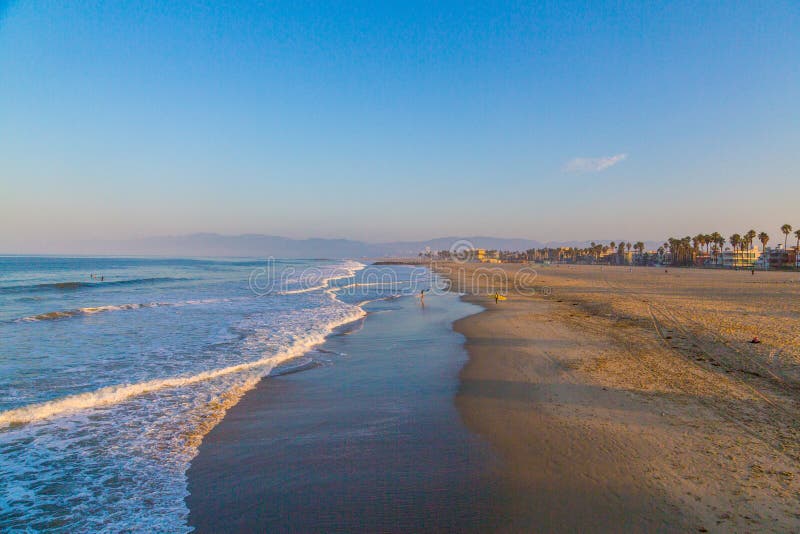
[1,1,799,251]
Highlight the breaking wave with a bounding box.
[0,257,397,531]
[0,306,366,427]
[0,277,189,294]
[16,298,235,322]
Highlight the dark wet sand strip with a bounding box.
[186,293,497,532]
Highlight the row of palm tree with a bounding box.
[524,224,799,266]
[663,224,799,266]
[437,224,800,267]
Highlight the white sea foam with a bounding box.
[280,284,330,295]
[2,292,364,427]
[19,303,161,322]
[16,298,237,322]
[0,258,379,531]
[279,260,365,295]
[333,281,406,291]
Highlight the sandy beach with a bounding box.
[185,262,800,532]
[438,262,800,532]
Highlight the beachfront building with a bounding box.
[622,250,633,265]
[692,253,712,267]
[597,249,616,263]
[768,246,795,269]
[756,246,799,270]
[498,250,528,263]
[473,248,501,263]
[715,247,761,268]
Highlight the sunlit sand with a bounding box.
[437,262,800,532]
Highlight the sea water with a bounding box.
[0,256,432,532]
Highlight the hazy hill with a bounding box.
[3,233,665,257]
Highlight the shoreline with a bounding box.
[185,283,496,532]
[184,261,800,532]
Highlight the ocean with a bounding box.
[0,256,433,531]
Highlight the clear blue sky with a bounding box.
[1,1,798,249]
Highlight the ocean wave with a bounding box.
[0,306,366,427]
[332,281,407,291]
[16,298,236,322]
[280,283,330,295]
[18,303,161,322]
[0,277,190,294]
[0,257,379,531]
[279,260,366,295]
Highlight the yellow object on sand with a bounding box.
[491,294,507,301]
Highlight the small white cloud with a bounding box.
[564,153,627,173]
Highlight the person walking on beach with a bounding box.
[494,292,500,304]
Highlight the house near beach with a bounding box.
[715,247,762,268]
[753,245,799,270]
[475,249,501,263]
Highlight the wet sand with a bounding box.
[186,291,498,532]
[440,262,800,532]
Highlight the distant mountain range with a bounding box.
[22,233,665,258]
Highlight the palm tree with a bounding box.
[666,238,675,264]
[709,232,723,265]
[670,237,687,265]
[744,229,757,264]
[682,236,692,265]
[745,229,757,251]
[692,234,703,254]
[781,224,792,250]
[730,233,741,257]
[666,237,691,266]
[792,230,800,269]
[759,232,769,251]
[634,241,645,265]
